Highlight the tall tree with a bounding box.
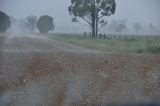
[68,0,116,38]
[26,15,37,32]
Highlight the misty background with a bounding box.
[0,0,160,34]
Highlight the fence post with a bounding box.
[104,34,105,39]
[100,33,102,39]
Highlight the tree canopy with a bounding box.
[37,15,54,34]
[68,0,116,38]
[26,15,37,32]
[0,11,11,32]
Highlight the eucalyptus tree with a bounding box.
[68,0,116,38]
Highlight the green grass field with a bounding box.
[49,33,160,53]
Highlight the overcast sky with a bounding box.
[0,0,160,33]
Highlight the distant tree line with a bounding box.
[26,15,54,33]
[0,10,54,34]
[108,20,127,34]
[0,9,158,35]
[24,15,54,33]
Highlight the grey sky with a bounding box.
[0,0,160,33]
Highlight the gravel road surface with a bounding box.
[0,33,160,106]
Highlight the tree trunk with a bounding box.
[96,21,98,38]
[91,2,96,38]
[95,8,98,38]
[92,20,95,38]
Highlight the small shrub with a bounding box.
[136,49,145,53]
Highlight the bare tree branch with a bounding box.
[77,21,92,29]
[82,17,92,26]
[98,15,105,20]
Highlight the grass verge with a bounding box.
[49,33,160,53]
[0,33,7,45]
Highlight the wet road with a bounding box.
[0,33,160,106]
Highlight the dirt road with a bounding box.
[0,33,160,106]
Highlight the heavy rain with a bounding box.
[0,0,160,106]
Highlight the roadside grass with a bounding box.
[49,33,160,53]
